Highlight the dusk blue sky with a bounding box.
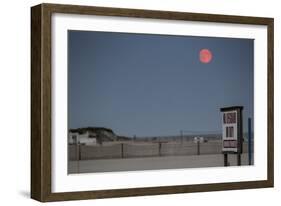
[68,30,253,137]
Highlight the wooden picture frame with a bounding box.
[31,3,274,202]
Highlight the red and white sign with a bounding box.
[221,110,239,153]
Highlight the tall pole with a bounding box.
[248,118,252,165]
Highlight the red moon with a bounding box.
[199,49,212,63]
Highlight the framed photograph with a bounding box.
[31,3,274,202]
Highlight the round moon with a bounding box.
[199,49,212,64]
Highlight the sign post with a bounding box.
[220,106,243,166]
[193,136,204,155]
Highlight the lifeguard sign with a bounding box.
[220,106,243,154]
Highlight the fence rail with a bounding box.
[68,141,252,161]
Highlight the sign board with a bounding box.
[193,136,204,143]
[220,106,243,153]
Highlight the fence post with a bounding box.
[248,118,252,165]
[121,143,124,158]
[158,142,162,156]
[76,140,80,173]
[79,144,81,160]
[197,141,200,155]
[237,153,241,166]
[224,153,228,166]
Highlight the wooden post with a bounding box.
[121,143,124,158]
[79,144,82,160]
[76,140,80,173]
[197,141,200,155]
[224,153,228,166]
[159,142,162,156]
[237,153,241,166]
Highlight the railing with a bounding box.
[68,141,252,161]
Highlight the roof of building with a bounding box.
[69,127,114,134]
[220,106,243,112]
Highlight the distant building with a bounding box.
[68,127,117,145]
